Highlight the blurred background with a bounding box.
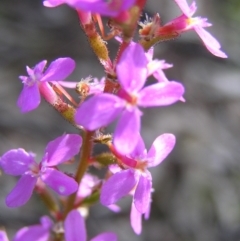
[0,0,240,240]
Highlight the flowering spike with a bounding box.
[77,10,111,67]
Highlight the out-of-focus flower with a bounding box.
[13,216,53,241]
[43,0,136,17]
[13,211,117,241]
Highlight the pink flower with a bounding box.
[100,133,176,220]
[159,0,227,58]
[17,58,75,112]
[13,211,117,241]
[0,134,82,207]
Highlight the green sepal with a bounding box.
[93,152,117,166]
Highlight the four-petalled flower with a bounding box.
[0,134,82,207]
[17,57,75,112]
[159,0,227,58]
[100,133,176,233]
[75,43,184,155]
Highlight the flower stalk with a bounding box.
[63,130,94,217]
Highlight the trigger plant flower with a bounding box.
[43,0,136,17]
[0,134,82,207]
[75,42,184,154]
[159,0,227,58]
[13,216,53,241]
[100,133,176,219]
[17,57,75,112]
[12,210,117,241]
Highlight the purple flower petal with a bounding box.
[145,47,154,61]
[100,169,138,206]
[194,26,227,58]
[152,68,169,83]
[17,83,41,112]
[134,175,152,213]
[13,226,49,241]
[43,0,65,7]
[75,94,124,130]
[57,81,78,88]
[152,60,173,82]
[64,210,87,241]
[6,174,37,207]
[174,0,193,16]
[108,164,122,174]
[90,232,118,241]
[0,149,35,176]
[114,108,141,155]
[130,133,146,159]
[41,58,75,82]
[19,75,28,83]
[144,203,151,220]
[44,134,82,166]
[26,66,35,79]
[13,217,51,241]
[0,231,9,241]
[130,203,142,235]
[138,81,184,107]
[41,168,78,196]
[107,204,121,213]
[117,43,148,93]
[39,216,54,229]
[148,59,172,78]
[147,133,176,167]
[34,60,48,75]
[70,0,136,17]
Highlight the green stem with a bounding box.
[63,130,94,218]
[140,33,179,51]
